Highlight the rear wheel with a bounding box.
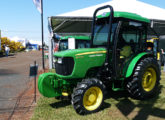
[71,78,105,115]
[127,57,160,99]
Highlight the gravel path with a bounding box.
[0,51,44,111]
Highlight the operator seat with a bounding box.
[120,45,132,58]
[118,34,132,58]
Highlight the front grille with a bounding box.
[55,57,74,76]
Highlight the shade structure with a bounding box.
[59,0,165,20]
[152,20,165,35]
[49,16,92,36]
[50,0,165,36]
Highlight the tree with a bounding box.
[0,37,25,54]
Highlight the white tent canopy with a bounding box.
[51,0,165,35]
[59,0,165,20]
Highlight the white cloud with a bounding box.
[29,39,42,46]
[9,36,42,46]
[10,36,26,42]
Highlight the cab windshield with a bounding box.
[59,40,68,51]
[93,18,118,46]
[59,39,90,51]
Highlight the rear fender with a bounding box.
[125,52,151,78]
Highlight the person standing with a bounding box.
[161,49,165,71]
[5,45,10,57]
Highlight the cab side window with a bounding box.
[118,21,146,54]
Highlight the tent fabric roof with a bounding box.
[50,16,92,35]
[50,0,165,36]
[152,19,165,35]
[58,0,165,20]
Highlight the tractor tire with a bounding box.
[71,78,106,115]
[55,96,61,100]
[127,57,160,99]
[55,96,71,100]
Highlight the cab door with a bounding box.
[115,21,147,78]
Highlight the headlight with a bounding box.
[57,58,63,64]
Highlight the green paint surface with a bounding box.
[38,73,59,97]
[60,36,90,40]
[97,12,150,23]
[125,52,148,78]
[38,72,79,97]
[54,48,107,79]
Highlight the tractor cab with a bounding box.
[91,5,158,80]
[58,36,90,51]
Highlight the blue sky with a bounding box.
[0,0,165,44]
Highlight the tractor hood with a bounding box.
[54,48,107,58]
[54,48,107,79]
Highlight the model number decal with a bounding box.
[75,51,106,56]
[89,54,103,57]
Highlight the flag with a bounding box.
[33,0,42,13]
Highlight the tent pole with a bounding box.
[151,20,154,28]
[41,0,45,70]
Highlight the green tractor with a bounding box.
[56,36,90,52]
[38,5,161,115]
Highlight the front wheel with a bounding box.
[71,78,105,115]
[127,57,160,99]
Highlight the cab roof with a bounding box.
[60,36,90,40]
[97,11,150,23]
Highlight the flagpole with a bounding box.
[41,0,45,70]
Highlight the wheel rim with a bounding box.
[142,67,157,92]
[83,87,103,111]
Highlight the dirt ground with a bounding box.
[0,51,48,120]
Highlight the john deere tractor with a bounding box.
[38,5,160,115]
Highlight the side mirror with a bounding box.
[68,38,75,50]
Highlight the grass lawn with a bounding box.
[31,70,165,120]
